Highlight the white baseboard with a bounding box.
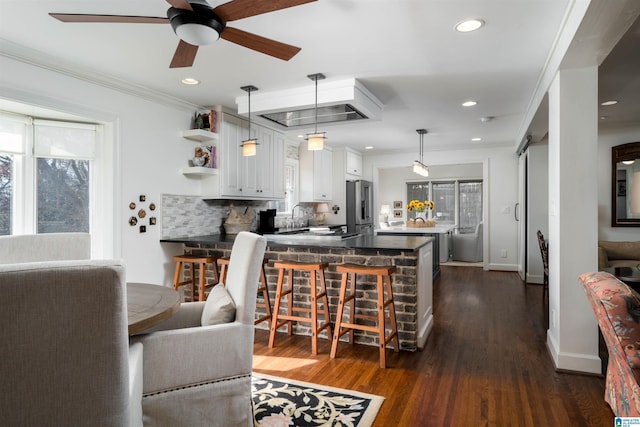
[526,273,543,284]
[417,312,434,350]
[546,330,601,374]
[487,263,518,272]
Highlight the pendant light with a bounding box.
[305,73,326,151]
[241,85,258,156]
[413,129,429,177]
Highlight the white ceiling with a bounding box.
[0,0,639,154]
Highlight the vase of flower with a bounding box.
[406,199,434,221]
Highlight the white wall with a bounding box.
[0,54,201,286]
[364,145,519,271]
[526,142,549,283]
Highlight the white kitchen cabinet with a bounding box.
[201,111,284,200]
[329,147,363,224]
[299,146,333,202]
[345,149,362,177]
[220,113,246,197]
[242,123,284,198]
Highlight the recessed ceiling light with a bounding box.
[600,116,608,120]
[455,19,485,33]
[600,100,618,106]
[462,100,478,107]
[298,134,304,138]
[181,78,199,85]
[471,137,482,142]
[365,146,373,150]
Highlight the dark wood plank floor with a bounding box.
[253,265,614,426]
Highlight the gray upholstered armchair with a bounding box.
[131,231,267,427]
[452,222,483,262]
[0,259,143,427]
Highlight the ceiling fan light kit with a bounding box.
[413,129,429,177]
[169,5,224,46]
[49,0,316,68]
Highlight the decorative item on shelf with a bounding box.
[193,146,211,167]
[305,73,326,151]
[223,205,254,234]
[194,109,217,133]
[413,129,429,177]
[240,85,259,157]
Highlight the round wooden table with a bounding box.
[127,282,181,335]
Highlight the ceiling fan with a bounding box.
[49,0,316,68]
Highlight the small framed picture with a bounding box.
[149,217,156,225]
[393,200,403,209]
[139,225,146,233]
[618,180,627,197]
[139,195,146,202]
[393,209,403,218]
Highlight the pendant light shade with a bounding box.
[305,73,327,151]
[413,129,429,177]
[240,85,258,157]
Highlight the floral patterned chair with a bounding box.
[579,271,640,416]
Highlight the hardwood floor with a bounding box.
[253,265,614,426]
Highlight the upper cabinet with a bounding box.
[299,147,333,202]
[200,110,285,200]
[345,149,362,177]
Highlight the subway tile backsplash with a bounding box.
[161,194,273,238]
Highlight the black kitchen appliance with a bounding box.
[258,209,278,234]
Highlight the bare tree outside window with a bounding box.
[0,154,12,235]
[37,158,90,233]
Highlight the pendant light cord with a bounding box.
[314,76,318,134]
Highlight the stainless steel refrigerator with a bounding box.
[346,179,374,234]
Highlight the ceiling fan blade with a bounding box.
[49,13,168,24]
[165,0,193,11]
[213,0,316,22]
[170,40,199,68]
[220,27,301,61]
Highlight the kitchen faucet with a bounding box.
[291,203,302,220]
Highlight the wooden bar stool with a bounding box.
[330,263,399,368]
[269,261,332,355]
[172,254,218,302]
[218,257,271,326]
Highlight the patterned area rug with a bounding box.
[252,374,384,427]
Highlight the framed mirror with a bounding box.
[612,142,640,226]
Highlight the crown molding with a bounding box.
[0,38,202,112]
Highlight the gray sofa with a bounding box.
[598,240,640,269]
[0,232,90,262]
[0,259,143,426]
[452,222,483,262]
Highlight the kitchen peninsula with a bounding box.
[376,224,455,279]
[161,233,434,351]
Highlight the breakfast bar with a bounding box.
[161,233,434,351]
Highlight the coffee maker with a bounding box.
[258,209,278,234]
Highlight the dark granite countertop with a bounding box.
[160,233,433,252]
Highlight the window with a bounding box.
[432,182,455,224]
[276,159,299,215]
[407,180,483,229]
[0,114,97,235]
